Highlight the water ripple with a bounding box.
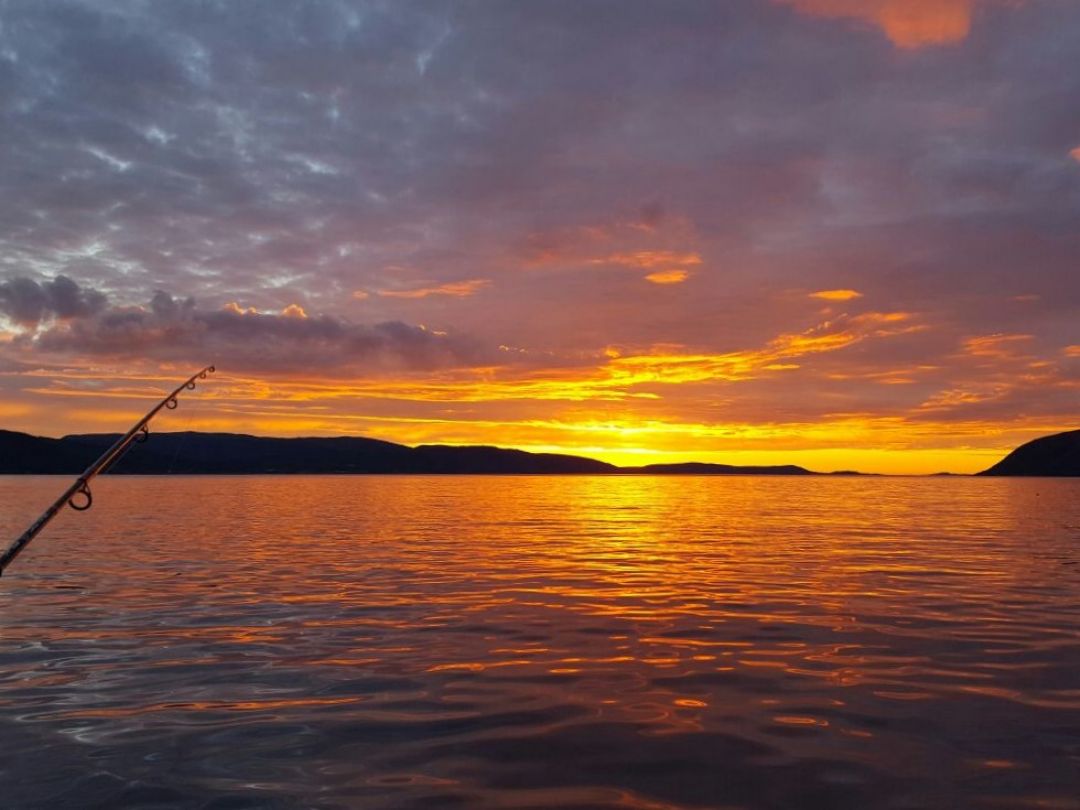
[1,475,1078,808]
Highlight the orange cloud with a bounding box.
[519,210,699,267]
[593,251,701,284]
[810,289,862,301]
[17,310,920,413]
[604,311,918,386]
[918,383,1012,411]
[378,279,490,299]
[281,304,308,319]
[596,251,702,270]
[351,290,370,300]
[1070,146,1080,163]
[1063,345,1080,357]
[962,333,1032,358]
[645,269,690,285]
[223,301,258,316]
[777,0,990,49]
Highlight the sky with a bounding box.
[0,0,1078,474]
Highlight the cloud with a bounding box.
[645,269,690,285]
[280,303,308,319]
[377,279,491,299]
[5,276,483,373]
[603,310,921,386]
[775,0,1000,49]
[223,302,259,316]
[591,251,701,284]
[0,275,107,326]
[962,333,1033,358]
[810,289,863,301]
[595,251,703,270]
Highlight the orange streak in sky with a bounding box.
[810,289,862,301]
[378,279,490,299]
[645,269,690,285]
[778,0,1000,49]
[4,308,1073,474]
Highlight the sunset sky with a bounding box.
[1,0,1078,474]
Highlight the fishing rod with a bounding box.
[0,365,216,577]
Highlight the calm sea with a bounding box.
[1,475,1078,809]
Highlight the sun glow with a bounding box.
[7,358,1072,475]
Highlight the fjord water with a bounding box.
[1,476,1078,809]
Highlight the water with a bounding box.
[1,475,1078,809]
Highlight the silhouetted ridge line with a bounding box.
[0,431,614,475]
[1,430,798,475]
[3,427,1075,476]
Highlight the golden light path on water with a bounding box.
[0,475,1078,809]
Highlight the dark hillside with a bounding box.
[978,430,1080,477]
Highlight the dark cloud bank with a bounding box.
[0,274,107,325]
[0,275,481,372]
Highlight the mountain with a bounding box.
[0,429,816,476]
[977,429,1080,477]
[0,430,615,475]
[0,430,99,474]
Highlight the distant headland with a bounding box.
[976,429,1080,477]
[0,428,1077,477]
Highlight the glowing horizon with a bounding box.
[3,359,1072,474]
